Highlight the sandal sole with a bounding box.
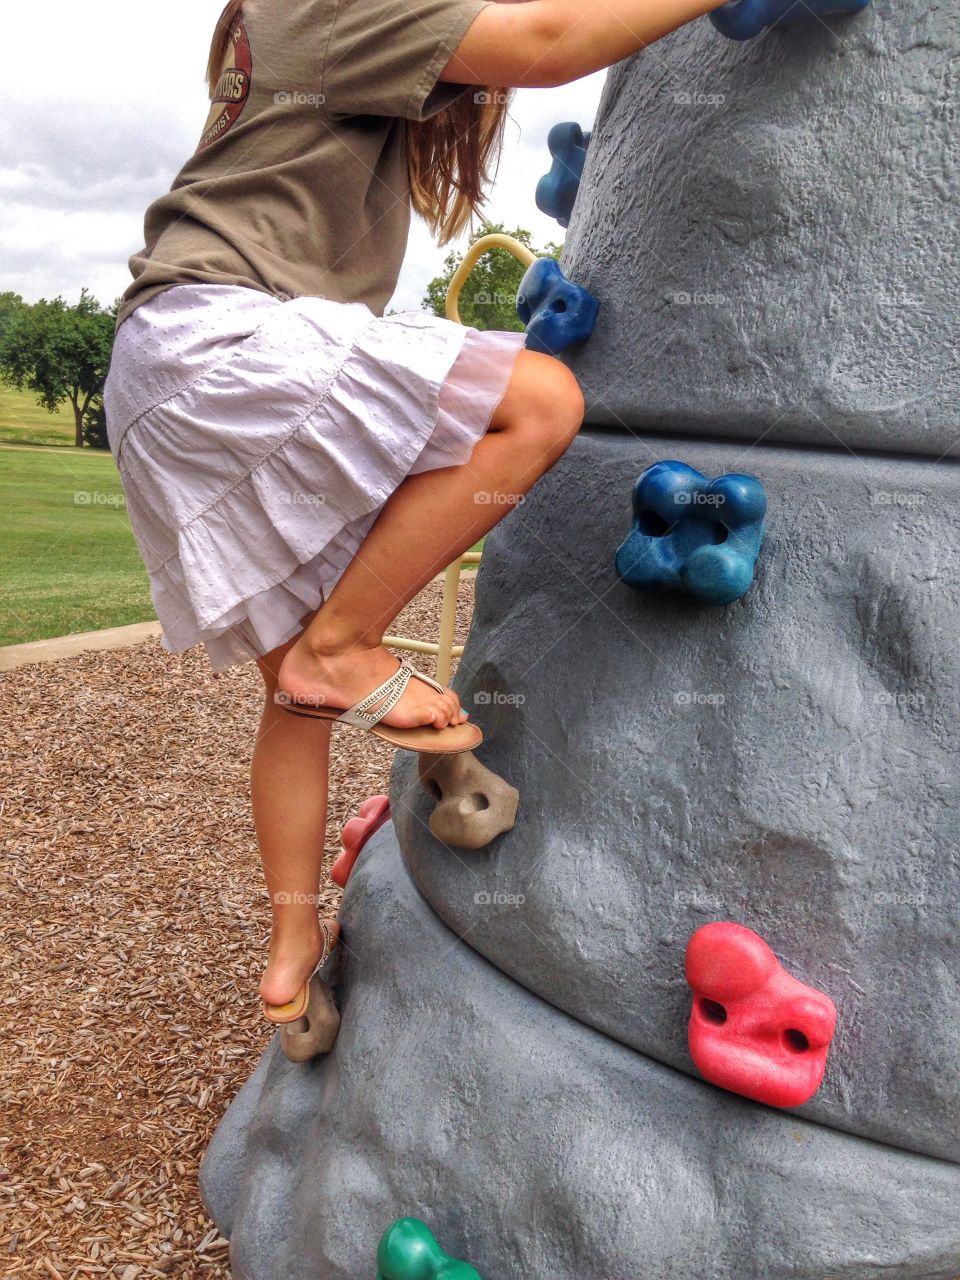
[279,703,483,754]
[262,924,340,1024]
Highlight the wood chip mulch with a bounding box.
[0,578,475,1279]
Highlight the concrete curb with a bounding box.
[0,569,480,673]
[0,622,164,672]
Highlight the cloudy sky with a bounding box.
[3,3,605,314]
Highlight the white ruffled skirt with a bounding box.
[104,284,527,672]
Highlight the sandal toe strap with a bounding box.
[405,665,446,696]
[336,660,412,729]
[336,660,450,731]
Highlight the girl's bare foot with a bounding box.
[277,638,468,730]
[260,919,341,1009]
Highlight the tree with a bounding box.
[422,222,562,333]
[0,289,116,448]
[82,400,110,451]
[0,293,24,341]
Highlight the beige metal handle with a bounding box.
[444,233,537,325]
[386,241,533,684]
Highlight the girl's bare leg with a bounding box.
[278,349,584,725]
[255,351,581,1004]
[254,639,341,1007]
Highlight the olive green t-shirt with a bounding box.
[115,0,491,331]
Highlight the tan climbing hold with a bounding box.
[279,976,340,1063]
[418,751,519,850]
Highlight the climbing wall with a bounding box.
[201,2,960,1274]
[561,0,958,455]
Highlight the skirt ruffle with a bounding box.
[104,285,526,671]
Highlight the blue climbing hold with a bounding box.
[615,461,767,605]
[516,258,599,357]
[709,0,870,40]
[535,122,591,229]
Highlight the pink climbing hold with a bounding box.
[684,922,837,1110]
[330,795,391,888]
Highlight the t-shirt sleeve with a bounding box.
[321,0,493,120]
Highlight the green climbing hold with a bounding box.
[376,1218,483,1280]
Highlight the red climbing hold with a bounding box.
[330,795,391,888]
[685,922,836,1109]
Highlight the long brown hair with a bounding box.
[407,90,511,244]
[206,0,509,245]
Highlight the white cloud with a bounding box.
[3,1,603,312]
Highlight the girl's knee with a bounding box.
[495,349,584,451]
[550,361,585,439]
[529,358,584,459]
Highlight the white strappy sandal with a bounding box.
[262,921,343,1063]
[275,657,482,754]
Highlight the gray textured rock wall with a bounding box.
[202,3,960,1269]
[562,1,959,455]
[392,430,960,1163]
[201,825,960,1280]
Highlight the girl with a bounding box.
[104,0,729,1034]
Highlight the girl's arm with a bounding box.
[439,0,726,88]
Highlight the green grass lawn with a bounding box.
[0,444,155,646]
[0,388,487,647]
[0,386,75,447]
